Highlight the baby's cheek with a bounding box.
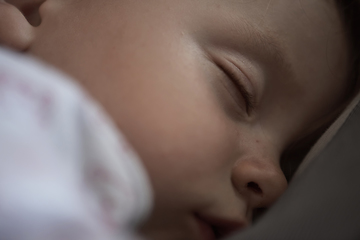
[139,115,237,211]
[117,79,237,205]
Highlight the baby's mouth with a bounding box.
[195,215,216,240]
[194,213,246,240]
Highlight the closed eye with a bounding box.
[216,60,256,115]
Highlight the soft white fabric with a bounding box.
[0,47,152,240]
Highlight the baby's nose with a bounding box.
[231,157,287,209]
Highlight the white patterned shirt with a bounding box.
[0,48,152,240]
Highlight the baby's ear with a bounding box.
[0,0,44,51]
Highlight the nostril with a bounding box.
[247,182,262,194]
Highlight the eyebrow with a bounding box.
[240,19,295,80]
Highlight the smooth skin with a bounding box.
[0,0,350,239]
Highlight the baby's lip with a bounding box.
[194,213,247,240]
[195,215,216,240]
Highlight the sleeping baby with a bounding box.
[0,0,357,239]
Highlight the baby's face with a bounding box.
[27,0,349,239]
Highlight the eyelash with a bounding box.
[217,62,255,114]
